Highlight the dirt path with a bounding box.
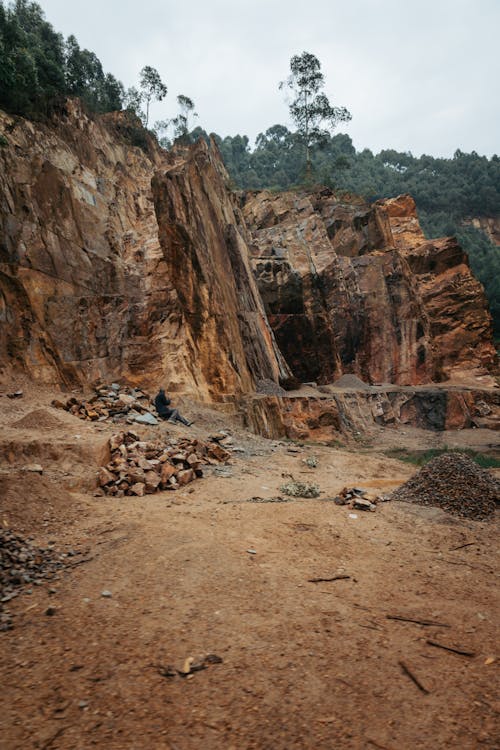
[1,387,499,749]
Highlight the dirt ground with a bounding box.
[0,383,499,750]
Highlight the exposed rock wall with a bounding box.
[0,103,287,397]
[240,387,500,441]
[0,103,496,420]
[243,191,497,386]
[151,143,289,401]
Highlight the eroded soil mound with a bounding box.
[0,471,77,532]
[11,408,65,430]
[390,452,499,520]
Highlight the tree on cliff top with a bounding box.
[280,51,351,180]
[139,65,167,126]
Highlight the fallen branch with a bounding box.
[66,556,94,569]
[449,542,476,551]
[308,575,351,583]
[398,661,430,694]
[426,639,475,657]
[387,615,450,628]
[367,740,395,750]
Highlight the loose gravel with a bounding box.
[0,530,67,631]
[390,452,499,520]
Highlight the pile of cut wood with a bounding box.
[97,431,231,496]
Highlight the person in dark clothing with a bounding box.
[154,388,192,426]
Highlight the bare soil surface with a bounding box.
[0,384,499,749]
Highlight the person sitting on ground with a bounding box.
[154,388,193,426]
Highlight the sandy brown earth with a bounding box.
[0,383,499,750]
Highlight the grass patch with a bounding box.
[385,447,500,469]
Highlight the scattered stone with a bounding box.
[45,606,57,616]
[101,590,112,598]
[134,413,159,426]
[0,530,69,630]
[334,487,384,512]
[22,464,43,474]
[169,653,224,678]
[352,498,376,512]
[7,390,23,399]
[390,452,499,520]
[279,481,320,498]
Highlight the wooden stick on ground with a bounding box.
[308,575,351,583]
[387,615,450,627]
[398,661,430,694]
[426,639,475,657]
[449,542,476,551]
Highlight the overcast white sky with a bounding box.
[36,0,499,157]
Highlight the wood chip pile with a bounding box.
[97,431,232,496]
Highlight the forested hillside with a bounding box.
[203,126,500,337]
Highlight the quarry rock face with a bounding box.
[151,142,289,400]
[243,190,497,386]
[0,103,287,398]
[0,103,497,437]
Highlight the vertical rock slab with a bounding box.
[152,139,289,400]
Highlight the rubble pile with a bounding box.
[98,431,232,496]
[255,379,287,397]
[333,487,385,512]
[390,452,499,520]
[53,383,158,425]
[0,530,66,631]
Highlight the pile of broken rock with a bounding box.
[334,487,385,512]
[53,383,159,425]
[97,431,231,496]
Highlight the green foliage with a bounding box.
[138,65,167,126]
[216,127,500,335]
[385,448,500,469]
[0,0,124,118]
[153,94,197,148]
[279,51,351,179]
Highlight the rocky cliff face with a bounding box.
[0,104,496,419]
[243,191,497,386]
[0,102,287,398]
